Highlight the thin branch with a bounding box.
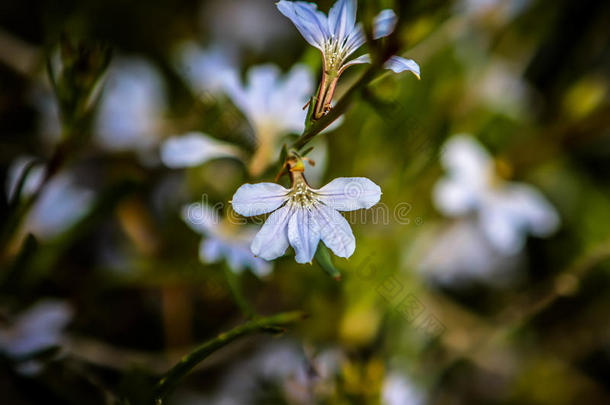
[291,66,377,151]
[153,310,307,402]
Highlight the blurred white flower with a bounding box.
[475,62,532,118]
[457,0,532,21]
[5,156,45,202]
[94,57,167,156]
[181,202,271,276]
[160,132,242,169]
[205,342,342,405]
[161,63,334,177]
[301,138,328,185]
[0,300,73,375]
[382,372,425,405]
[6,157,95,240]
[200,0,292,52]
[433,135,559,255]
[416,220,523,286]
[174,41,237,96]
[224,63,315,176]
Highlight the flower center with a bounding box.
[324,37,348,72]
[288,175,319,209]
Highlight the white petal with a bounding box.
[382,373,425,405]
[245,65,282,121]
[231,183,289,217]
[277,1,329,50]
[340,54,371,74]
[317,177,381,211]
[2,300,72,358]
[28,174,94,239]
[302,138,328,186]
[250,256,273,277]
[6,156,45,202]
[174,41,236,95]
[383,56,420,78]
[433,178,476,216]
[94,58,166,152]
[315,205,355,258]
[441,135,493,188]
[181,203,220,236]
[344,23,366,55]
[479,204,525,255]
[270,64,314,134]
[373,9,397,39]
[199,238,224,264]
[161,132,241,168]
[251,205,293,260]
[497,184,560,237]
[328,0,357,43]
[288,207,321,264]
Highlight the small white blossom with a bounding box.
[161,63,331,176]
[0,300,73,375]
[231,167,381,264]
[174,41,237,96]
[182,203,271,276]
[433,135,559,255]
[416,219,523,286]
[6,157,95,240]
[382,372,425,405]
[94,58,167,157]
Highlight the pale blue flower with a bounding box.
[277,0,420,118]
[161,63,325,176]
[201,0,293,52]
[5,156,45,202]
[416,219,522,286]
[0,300,73,375]
[161,132,242,169]
[182,202,272,276]
[231,173,381,264]
[174,41,237,96]
[6,157,95,240]
[94,58,167,155]
[433,135,560,255]
[382,372,425,405]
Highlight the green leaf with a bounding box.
[315,244,342,281]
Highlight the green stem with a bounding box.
[222,263,256,319]
[291,66,378,151]
[153,311,307,402]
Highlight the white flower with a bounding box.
[0,300,73,375]
[161,63,326,176]
[277,0,420,118]
[5,157,95,240]
[433,135,560,255]
[94,58,167,155]
[174,41,237,96]
[224,63,316,175]
[381,372,424,405]
[231,165,381,264]
[200,0,293,52]
[5,156,45,202]
[161,132,243,169]
[416,219,523,286]
[182,202,271,276]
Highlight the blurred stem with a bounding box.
[153,310,307,402]
[222,263,256,319]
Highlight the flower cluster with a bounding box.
[163,0,416,272]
